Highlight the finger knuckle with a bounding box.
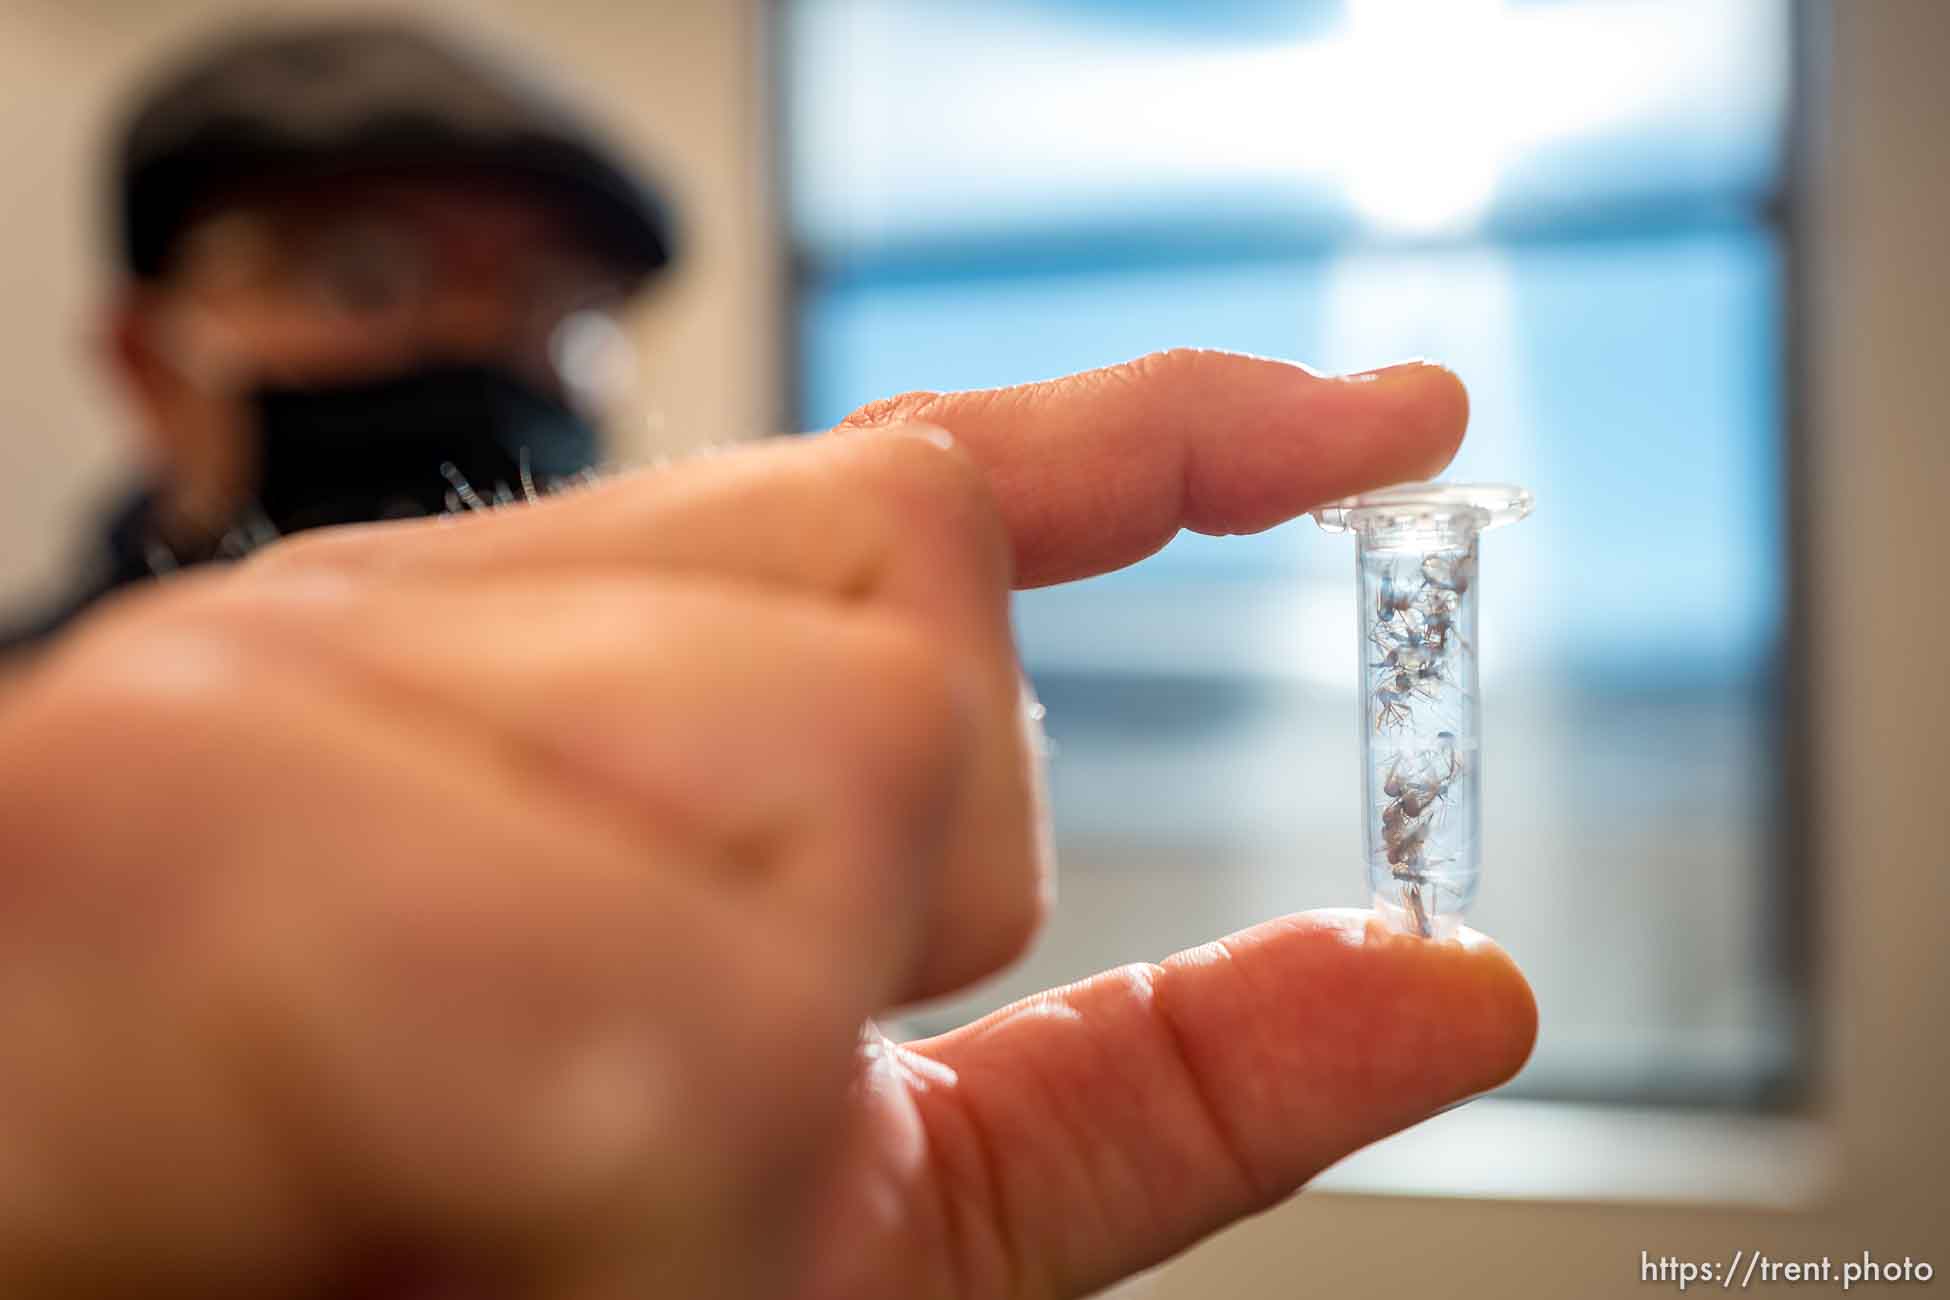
[1122,346,1222,389]
[835,389,945,432]
[244,525,373,578]
[31,575,365,762]
[850,430,1013,594]
[171,571,373,665]
[59,655,253,776]
[0,624,270,882]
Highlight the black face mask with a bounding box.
[247,362,602,536]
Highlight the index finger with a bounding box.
[837,349,1469,588]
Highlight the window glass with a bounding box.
[786,0,1796,1103]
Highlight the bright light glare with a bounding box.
[550,310,637,413]
[1335,0,1508,232]
[790,0,1788,246]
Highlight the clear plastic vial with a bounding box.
[1314,483,1533,939]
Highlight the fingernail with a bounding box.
[1338,358,1433,384]
[1424,1089,1493,1122]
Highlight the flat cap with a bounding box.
[114,17,674,281]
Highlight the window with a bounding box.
[782,0,1797,1105]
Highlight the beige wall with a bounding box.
[0,0,778,611]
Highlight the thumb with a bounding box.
[906,909,1536,1296]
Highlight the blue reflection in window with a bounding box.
[803,225,1780,685]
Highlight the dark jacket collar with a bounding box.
[0,485,178,655]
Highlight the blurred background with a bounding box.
[0,0,783,605]
[787,0,1798,1109]
[1,1,1942,1296]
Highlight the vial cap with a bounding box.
[1312,481,1533,535]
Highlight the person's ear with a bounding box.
[102,291,156,385]
[99,287,253,537]
[101,289,182,454]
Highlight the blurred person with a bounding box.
[0,346,1535,1297]
[1,17,672,652]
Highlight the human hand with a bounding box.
[0,350,1533,1297]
